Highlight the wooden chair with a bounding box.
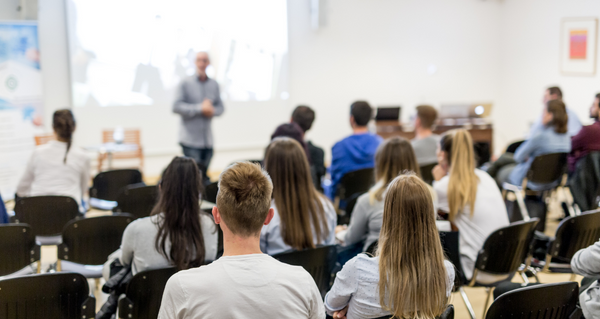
[34,133,55,145]
[98,128,144,172]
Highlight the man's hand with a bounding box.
[432,164,447,182]
[333,306,349,319]
[201,98,214,118]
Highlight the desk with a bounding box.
[86,143,139,169]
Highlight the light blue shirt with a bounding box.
[529,108,582,138]
[509,126,571,188]
[260,198,337,255]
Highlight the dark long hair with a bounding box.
[152,157,205,270]
[270,122,311,163]
[53,109,76,163]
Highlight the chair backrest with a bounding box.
[439,231,467,286]
[0,272,95,318]
[58,214,135,265]
[13,196,81,237]
[118,267,178,319]
[505,140,525,154]
[114,184,159,219]
[102,128,141,145]
[373,304,454,319]
[273,245,337,297]
[90,169,143,201]
[420,163,437,185]
[474,219,539,275]
[526,152,568,185]
[549,209,600,262]
[34,133,55,146]
[203,181,219,204]
[366,240,378,256]
[337,168,375,200]
[485,282,578,319]
[0,224,40,276]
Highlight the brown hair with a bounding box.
[350,101,373,126]
[52,109,76,163]
[217,162,273,237]
[370,137,421,202]
[546,100,568,134]
[152,157,205,270]
[416,105,438,129]
[378,174,449,318]
[439,129,479,220]
[547,86,563,100]
[264,137,330,250]
[291,105,315,132]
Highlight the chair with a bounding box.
[485,282,578,319]
[34,133,55,145]
[569,151,600,212]
[337,191,364,225]
[366,240,378,256]
[532,209,600,279]
[13,195,81,245]
[0,272,96,318]
[505,140,524,154]
[113,184,159,219]
[420,163,437,185]
[57,214,135,278]
[203,181,219,204]
[335,168,375,210]
[503,153,568,224]
[118,267,178,319]
[0,224,41,278]
[373,305,454,319]
[90,169,143,209]
[98,128,144,172]
[273,245,337,297]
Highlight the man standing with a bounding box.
[173,52,224,181]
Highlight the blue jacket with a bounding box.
[0,193,8,224]
[328,133,383,199]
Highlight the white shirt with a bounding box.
[158,254,325,319]
[17,140,90,209]
[325,254,455,319]
[433,169,510,280]
[261,197,337,255]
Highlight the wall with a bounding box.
[0,0,19,20]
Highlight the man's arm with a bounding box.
[16,153,36,196]
[173,82,202,118]
[570,126,588,155]
[212,83,224,117]
[513,137,537,163]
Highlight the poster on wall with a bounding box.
[560,18,598,76]
[0,21,43,199]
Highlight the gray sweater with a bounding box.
[571,239,600,319]
[173,76,224,148]
[342,192,384,252]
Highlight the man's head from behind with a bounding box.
[350,101,372,128]
[291,105,315,133]
[215,162,273,237]
[591,93,600,120]
[415,105,438,130]
[543,86,563,104]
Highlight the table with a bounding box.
[85,143,139,169]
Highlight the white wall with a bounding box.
[0,0,19,20]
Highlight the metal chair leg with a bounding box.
[483,287,495,319]
[519,271,530,284]
[459,287,476,319]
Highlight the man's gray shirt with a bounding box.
[173,76,224,148]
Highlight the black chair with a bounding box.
[118,267,178,319]
[203,181,219,204]
[113,184,159,219]
[485,282,578,319]
[335,168,375,210]
[420,163,437,185]
[366,240,378,256]
[57,214,135,278]
[0,272,95,318]
[90,169,143,208]
[0,224,41,277]
[372,304,454,319]
[505,140,525,154]
[439,231,473,317]
[13,195,80,244]
[569,151,600,212]
[337,191,364,225]
[532,209,600,279]
[273,245,337,297]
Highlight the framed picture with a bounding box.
[561,18,598,76]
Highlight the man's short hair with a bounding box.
[350,101,372,126]
[291,106,315,133]
[216,162,273,237]
[596,92,600,100]
[548,86,563,99]
[416,105,438,129]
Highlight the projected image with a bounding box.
[66,0,288,107]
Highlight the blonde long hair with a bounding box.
[369,137,421,204]
[439,129,479,221]
[264,137,330,250]
[378,174,448,319]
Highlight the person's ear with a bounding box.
[212,206,221,224]
[415,117,421,128]
[263,208,275,225]
[350,115,356,126]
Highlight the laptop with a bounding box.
[375,106,401,121]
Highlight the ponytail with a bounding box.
[52,109,76,163]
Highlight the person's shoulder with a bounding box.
[126,215,156,232]
[474,169,496,184]
[348,253,378,271]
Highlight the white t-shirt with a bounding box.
[158,254,325,319]
[433,169,510,281]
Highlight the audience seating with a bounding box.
[0,224,41,278]
[203,181,219,204]
[568,151,600,212]
[273,245,338,298]
[0,272,96,319]
[34,133,55,145]
[485,282,579,319]
[98,128,144,172]
[335,168,375,220]
[420,163,437,186]
[337,191,364,225]
[118,266,178,319]
[89,169,143,209]
[373,304,454,319]
[504,140,524,154]
[366,240,378,256]
[113,184,158,219]
[57,214,135,278]
[13,195,81,245]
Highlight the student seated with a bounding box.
[529,86,582,137]
[571,239,600,319]
[115,157,218,275]
[336,137,438,252]
[325,174,454,319]
[16,110,90,211]
[158,162,325,319]
[328,101,383,199]
[261,137,336,255]
[433,129,510,283]
[292,105,326,192]
[569,93,600,173]
[411,104,440,166]
[270,122,311,162]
